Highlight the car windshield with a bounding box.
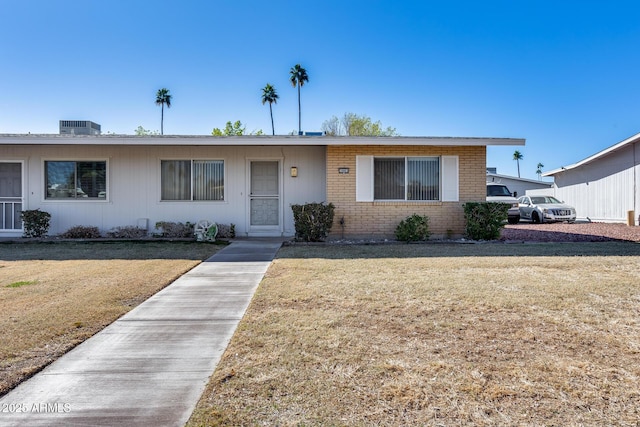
[531,196,562,204]
[487,186,511,197]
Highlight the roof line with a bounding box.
[0,134,526,147]
[543,131,640,176]
[486,172,553,185]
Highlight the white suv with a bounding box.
[486,183,520,224]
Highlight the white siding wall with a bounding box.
[533,145,638,223]
[487,175,553,199]
[4,144,326,236]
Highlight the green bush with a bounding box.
[463,202,509,240]
[291,202,335,242]
[20,209,51,238]
[395,214,431,242]
[60,225,101,239]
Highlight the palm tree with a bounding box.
[261,84,279,135]
[289,64,309,135]
[155,88,172,135]
[513,150,523,178]
[536,162,544,180]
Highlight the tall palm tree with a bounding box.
[289,64,309,135]
[261,83,279,135]
[155,88,172,135]
[513,150,524,178]
[536,162,544,180]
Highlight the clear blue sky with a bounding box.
[2,1,639,179]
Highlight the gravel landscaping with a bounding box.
[501,221,640,243]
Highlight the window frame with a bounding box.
[160,158,226,202]
[373,156,441,202]
[43,159,109,202]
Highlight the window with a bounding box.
[373,157,440,201]
[161,160,224,201]
[45,161,106,199]
[357,155,458,202]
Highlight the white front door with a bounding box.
[0,162,23,231]
[249,161,281,235]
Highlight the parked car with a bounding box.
[486,183,520,224]
[517,195,577,223]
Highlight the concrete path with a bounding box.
[0,239,283,427]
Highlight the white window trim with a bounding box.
[355,156,374,202]
[441,155,459,202]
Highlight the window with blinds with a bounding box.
[161,160,224,201]
[373,157,440,201]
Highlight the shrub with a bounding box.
[20,209,51,238]
[60,225,101,239]
[463,202,510,240]
[106,226,148,239]
[395,214,431,242]
[216,223,236,239]
[291,202,335,242]
[154,221,194,238]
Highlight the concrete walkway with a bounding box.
[0,239,283,427]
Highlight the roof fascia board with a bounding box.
[486,172,553,185]
[543,132,640,176]
[0,134,525,147]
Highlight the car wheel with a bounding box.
[508,216,520,224]
[532,211,541,224]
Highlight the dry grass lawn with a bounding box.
[188,242,640,426]
[0,241,221,397]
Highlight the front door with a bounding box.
[0,162,23,231]
[249,161,281,235]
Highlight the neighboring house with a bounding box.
[538,132,640,224]
[0,134,524,238]
[486,171,553,198]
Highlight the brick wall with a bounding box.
[326,145,486,238]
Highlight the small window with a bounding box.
[45,161,107,199]
[374,157,440,201]
[161,160,224,201]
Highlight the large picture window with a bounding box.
[45,161,107,199]
[374,157,440,201]
[161,160,224,201]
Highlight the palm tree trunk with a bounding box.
[297,84,301,135]
[161,103,164,135]
[269,103,275,136]
[517,160,520,178]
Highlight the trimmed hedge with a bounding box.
[291,202,335,242]
[463,202,509,240]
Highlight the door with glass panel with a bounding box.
[249,161,280,233]
[0,162,23,231]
